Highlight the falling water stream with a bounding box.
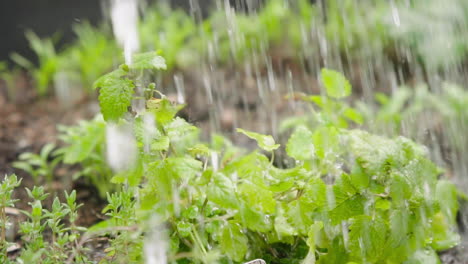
[99,0,468,262]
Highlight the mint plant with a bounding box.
[5,59,462,263]
[13,143,60,186]
[87,63,461,263]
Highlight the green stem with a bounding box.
[190,226,207,255]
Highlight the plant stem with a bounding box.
[190,226,207,255]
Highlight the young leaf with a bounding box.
[219,222,248,262]
[238,181,276,214]
[312,126,339,159]
[285,200,314,235]
[237,128,280,152]
[348,216,387,262]
[206,172,238,209]
[303,221,323,264]
[94,67,134,122]
[130,51,167,70]
[321,68,351,99]
[286,126,314,160]
[148,98,185,125]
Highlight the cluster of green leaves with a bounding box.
[0,175,87,263]
[86,65,461,263]
[7,54,463,263]
[12,143,59,185]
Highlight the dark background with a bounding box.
[0,0,265,64]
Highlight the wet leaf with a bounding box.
[321,68,351,99]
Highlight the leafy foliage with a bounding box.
[85,66,461,263]
[8,62,462,263]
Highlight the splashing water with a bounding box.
[110,0,139,64]
[106,123,137,172]
[144,216,168,264]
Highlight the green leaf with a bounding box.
[312,126,339,159]
[148,98,185,125]
[435,180,458,225]
[301,178,327,208]
[286,126,315,160]
[237,128,280,152]
[176,221,192,238]
[207,172,238,209]
[60,118,106,164]
[330,174,364,224]
[285,200,314,235]
[343,107,363,124]
[94,67,134,122]
[188,144,211,157]
[219,222,248,262]
[303,221,323,264]
[274,206,297,237]
[237,201,272,232]
[130,51,167,70]
[39,143,55,160]
[430,212,460,251]
[329,195,365,225]
[321,68,351,99]
[404,248,440,264]
[348,216,387,262]
[238,181,276,214]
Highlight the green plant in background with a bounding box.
[325,0,390,56]
[389,0,468,68]
[56,116,113,198]
[139,4,199,70]
[13,143,60,186]
[280,68,363,133]
[0,62,21,101]
[58,22,120,91]
[10,31,59,96]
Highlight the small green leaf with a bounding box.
[321,68,351,99]
[286,126,314,160]
[405,248,440,264]
[130,52,167,70]
[176,221,192,238]
[148,98,185,125]
[343,107,363,124]
[219,222,248,262]
[94,68,134,122]
[237,128,280,152]
[348,216,387,262]
[237,201,272,232]
[238,181,276,214]
[303,221,323,264]
[312,126,339,159]
[207,172,238,209]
